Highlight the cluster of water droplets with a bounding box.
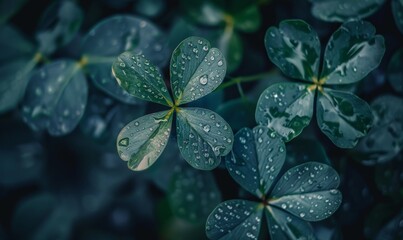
[206,200,262,240]
[170,37,226,104]
[256,83,313,141]
[226,127,286,199]
[268,163,341,221]
[266,22,320,81]
[113,53,171,106]
[117,111,171,170]
[177,108,233,170]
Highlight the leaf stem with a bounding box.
[236,81,246,100]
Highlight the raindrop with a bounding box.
[199,75,208,85]
[217,60,223,66]
[203,125,211,132]
[299,212,305,218]
[118,138,129,147]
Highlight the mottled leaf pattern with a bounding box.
[321,20,385,85]
[170,37,226,105]
[206,200,263,240]
[310,0,386,22]
[21,60,87,136]
[265,206,315,240]
[112,52,173,106]
[270,162,342,221]
[265,20,321,82]
[226,127,286,198]
[168,164,221,222]
[116,110,172,171]
[256,82,315,141]
[316,89,373,148]
[82,15,169,104]
[176,108,233,170]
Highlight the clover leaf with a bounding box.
[257,19,384,148]
[355,95,403,165]
[82,15,170,104]
[21,60,87,136]
[309,0,386,22]
[178,0,261,73]
[112,36,233,171]
[206,126,342,239]
[0,25,37,114]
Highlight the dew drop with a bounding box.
[217,60,223,66]
[203,125,211,132]
[199,75,208,85]
[118,138,129,147]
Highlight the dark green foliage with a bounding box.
[206,127,341,239]
[0,0,401,239]
[259,19,384,148]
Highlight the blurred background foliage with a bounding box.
[0,0,402,239]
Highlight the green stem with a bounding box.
[236,81,246,100]
[216,69,277,91]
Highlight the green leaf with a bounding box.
[226,127,286,198]
[321,20,385,85]
[265,206,315,240]
[316,88,373,148]
[21,60,87,136]
[180,0,224,27]
[11,193,77,240]
[374,211,403,240]
[112,51,173,106]
[180,0,261,32]
[387,48,403,94]
[392,0,403,34]
[176,107,233,170]
[170,37,226,105]
[0,58,37,113]
[269,162,342,221]
[36,0,83,55]
[0,25,35,63]
[256,82,315,142]
[0,0,28,24]
[232,5,261,32]
[82,16,170,104]
[116,110,173,171]
[0,121,44,187]
[79,94,146,143]
[356,95,403,165]
[375,159,403,199]
[265,20,321,82]
[168,18,243,73]
[205,200,263,240]
[168,164,222,222]
[310,0,386,22]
